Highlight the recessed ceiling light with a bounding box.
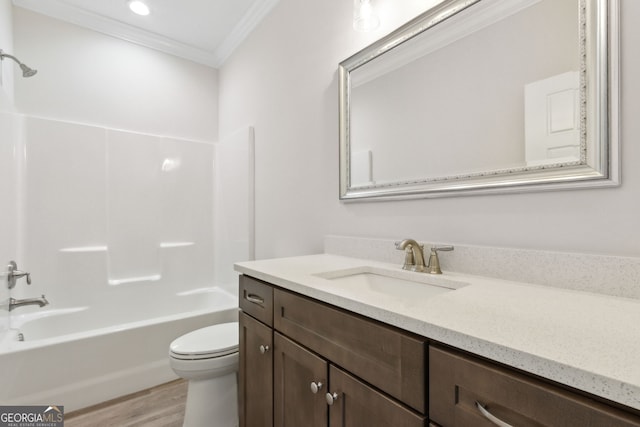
[128,0,150,16]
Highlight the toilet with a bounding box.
[169,322,239,427]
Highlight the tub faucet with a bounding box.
[4,295,49,311]
[395,239,427,272]
[6,260,31,289]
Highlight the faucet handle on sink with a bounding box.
[427,246,454,274]
[396,243,415,270]
[395,239,426,272]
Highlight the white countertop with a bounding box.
[235,254,640,411]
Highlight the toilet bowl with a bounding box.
[169,322,239,427]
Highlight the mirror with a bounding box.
[339,0,619,200]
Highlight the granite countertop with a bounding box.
[235,253,640,411]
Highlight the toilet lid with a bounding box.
[170,322,238,359]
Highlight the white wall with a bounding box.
[219,0,640,259]
[12,7,218,142]
[0,0,14,109]
[0,0,15,336]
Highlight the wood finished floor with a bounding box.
[65,380,187,427]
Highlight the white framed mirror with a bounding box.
[339,0,619,200]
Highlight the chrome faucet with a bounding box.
[4,295,49,311]
[395,239,427,272]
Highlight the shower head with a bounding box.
[19,63,37,78]
[0,49,37,78]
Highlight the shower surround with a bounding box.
[0,114,253,410]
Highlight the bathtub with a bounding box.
[0,286,238,411]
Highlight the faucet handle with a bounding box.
[7,261,32,289]
[398,244,415,270]
[395,241,425,270]
[427,246,454,274]
[13,270,31,284]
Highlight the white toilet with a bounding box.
[169,322,239,427]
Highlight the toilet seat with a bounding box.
[168,321,239,426]
[170,322,238,361]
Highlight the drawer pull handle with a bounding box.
[245,293,264,305]
[475,402,514,427]
[325,392,340,406]
[259,345,270,354]
[310,381,323,394]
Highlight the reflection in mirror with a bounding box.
[339,0,619,200]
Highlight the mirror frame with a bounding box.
[339,0,619,201]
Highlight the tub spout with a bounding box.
[5,295,49,311]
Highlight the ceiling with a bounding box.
[12,0,280,68]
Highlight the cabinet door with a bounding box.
[328,365,426,427]
[239,312,273,427]
[274,333,328,427]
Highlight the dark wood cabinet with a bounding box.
[274,288,426,413]
[273,331,425,427]
[239,275,273,326]
[328,365,425,427]
[239,275,427,427]
[429,345,640,427]
[274,333,327,427]
[239,276,275,427]
[239,312,273,427]
[239,275,640,427]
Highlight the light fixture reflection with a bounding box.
[128,0,150,16]
[161,158,181,172]
[353,0,380,32]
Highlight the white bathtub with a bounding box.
[0,287,238,411]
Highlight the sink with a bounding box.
[314,266,468,301]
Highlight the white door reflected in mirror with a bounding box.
[525,71,581,167]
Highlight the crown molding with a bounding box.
[214,0,279,65]
[12,0,280,68]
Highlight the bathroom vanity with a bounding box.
[236,254,640,426]
[239,275,425,426]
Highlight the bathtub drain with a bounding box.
[17,332,24,341]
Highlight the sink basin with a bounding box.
[314,266,468,301]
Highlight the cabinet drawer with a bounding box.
[239,275,273,326]
[429,345,640,427]
[274,289,426,413]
